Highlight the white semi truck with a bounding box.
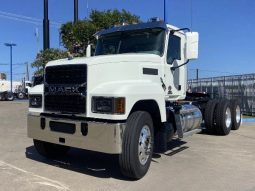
[0,80,20,101]
[0,80,32,100]
[27,20,241,179]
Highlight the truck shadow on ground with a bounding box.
[25,139,188,180]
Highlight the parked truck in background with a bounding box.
[0,80,31,101]
[15,80,32,99]
[27,20,241,179]
[0,80,20,101]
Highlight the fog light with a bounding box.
[29,95,42,108]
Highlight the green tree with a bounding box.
[60,9,140,56]
[32,9,140,75]
[90,9,140,30]
[61,20,97,56]
[32,49,68,75]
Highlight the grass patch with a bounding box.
[242,115,255,118]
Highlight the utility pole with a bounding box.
[26,62,29,81]
[86,0,89,19]
[35,27,39,54]
[43,0,50,50]
[196,68,199,92]
[74,0,78,23]
[4,43,17,93]
[164,0,166,22]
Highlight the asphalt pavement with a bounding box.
[0,101,255,191]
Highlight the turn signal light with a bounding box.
[115,98,125,114]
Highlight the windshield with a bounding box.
[26,83,31,87]
[95,28,165,56]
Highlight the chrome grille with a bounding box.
[44,64,87,113]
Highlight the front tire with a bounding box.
[119,111,154,179]
[33,139,70,158]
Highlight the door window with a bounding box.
[167,35,181,64]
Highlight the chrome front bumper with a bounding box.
[27,114,126,154]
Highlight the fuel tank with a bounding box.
[179,104,202,132]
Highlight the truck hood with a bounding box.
[46,53,162,67]
[29,84,43,94]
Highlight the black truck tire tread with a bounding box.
[215,100,232,135]
[204,100,218,134]
[119,111,153,179]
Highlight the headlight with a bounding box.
[92,97,125,114]
[29,95,42,108]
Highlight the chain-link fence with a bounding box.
[188,74,255,116]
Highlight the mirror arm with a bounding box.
[170,28,190,35]
[171,60,190,71]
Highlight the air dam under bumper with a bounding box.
[27,114,125,154]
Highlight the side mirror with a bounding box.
[185,32,199,60]
[86,44,91,57]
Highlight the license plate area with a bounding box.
[49,121,76,134]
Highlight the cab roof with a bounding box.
[95,21,168,37]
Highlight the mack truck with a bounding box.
[27,20,241,179]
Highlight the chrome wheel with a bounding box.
[225,107,232,128]
[138,125,152,165]
[236,105,241,123]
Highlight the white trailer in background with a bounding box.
[0,80,21,101]
[0,80,32,101]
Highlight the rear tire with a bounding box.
[119,111,154,179]
[215,100,232,135]
[33,139,70,158]
[17,92,25,99]
[7,92,14,101]
[230,100,241,130]
[204,100,218,134]
[0,94,4,101]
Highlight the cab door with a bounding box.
[164,31,187,101]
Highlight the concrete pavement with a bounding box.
[0,101,255,191]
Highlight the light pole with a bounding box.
[43,0,49,50]
[4,43,16,93]
[164,0,166,22]
[74,0,79,23]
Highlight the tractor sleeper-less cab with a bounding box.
[28,20,241,179]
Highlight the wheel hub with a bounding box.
[236,105,241,123]
[225,107,232,128]
[138,125,152,165]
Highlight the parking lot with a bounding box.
[0,101,255,191]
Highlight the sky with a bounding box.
[0,0,255,80]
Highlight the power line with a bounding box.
[0,14,60,28]
[0,63,27,66]
[0,14,40,25]
[0,10,61,28]
[0,10,61,25]
[0,10,41,22]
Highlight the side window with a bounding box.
[167,35,181,64]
